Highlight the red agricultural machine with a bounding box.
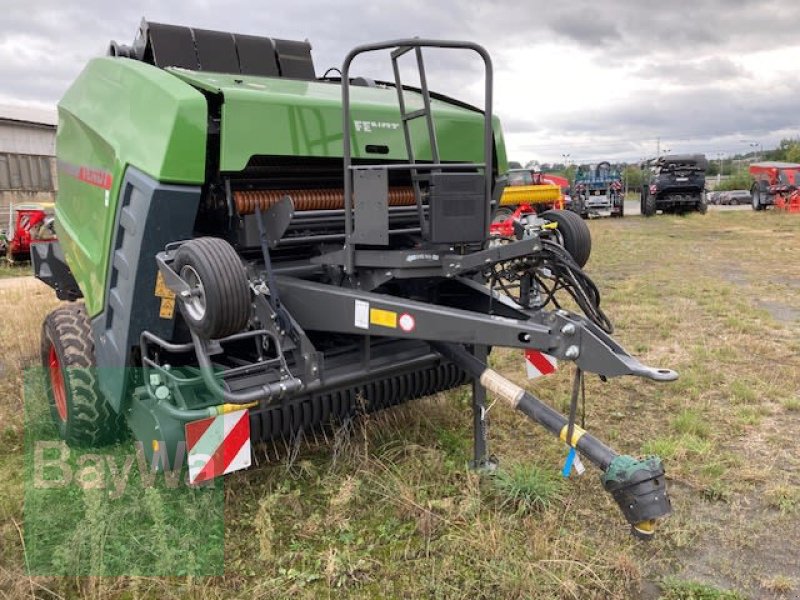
[0,203,57,262]
[750,162,800,213]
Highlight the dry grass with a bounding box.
[1,211,799,598]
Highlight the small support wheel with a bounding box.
[173,237,251,339]
[539,209,592,267]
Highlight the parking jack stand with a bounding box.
[469,345,497,472]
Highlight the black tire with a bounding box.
[697,196,708,214]
[539,209,592,267]
[643,193,657,217]
[173,237,250,339]
[751,184,765,211]
[40,303,124,446]
[491,207,514,224]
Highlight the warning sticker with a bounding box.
[154,271,176,299]
[370,308,397,329]
[159,297,176,319]
[354,300,369,329]
[398,313,415,332]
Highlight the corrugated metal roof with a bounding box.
[0,104,57,127]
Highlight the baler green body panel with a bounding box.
[168,69,507,173]
[55,57,208,316]
[56,58,509,317]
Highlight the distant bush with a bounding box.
[714,172,752,192]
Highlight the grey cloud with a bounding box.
[634,57,747,85]
[549,13,622,47]
[512,81,800,162]
[2,0,800,162]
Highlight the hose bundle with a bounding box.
[489,237,613,334]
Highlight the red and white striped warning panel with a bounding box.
[185,409,252,484]
[524,350,558,379]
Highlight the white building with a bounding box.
[0,104,58,226]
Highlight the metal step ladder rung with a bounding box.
[391,45,441,238]
[402,108,428,121]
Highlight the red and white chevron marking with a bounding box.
[524,350,558,379]
[185,409,251,484]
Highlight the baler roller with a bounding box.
[249,361,468,443]
[234,187,417,214]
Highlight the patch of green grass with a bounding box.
[729,379,758,405]
[491,463,563,514]
[701,480,731,502]
[764,485,800,513]
[642,434,712,461]
[642,436,682,460]
[0,261,31,279]
[660,577,745,599]
[434,426,469,461]
[671,409,710,439]
[782,397,800,412]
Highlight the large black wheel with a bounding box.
[643,193,657,217]
[173,237,250,339]
[40,303,124,446]
[539,209,592,267]
[697,195,708,214]
[751,184,765,211]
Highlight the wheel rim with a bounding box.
[48,345,67,422]
[492,209,512,225]
[180,265,207,322]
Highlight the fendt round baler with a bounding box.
[33,19,676,538]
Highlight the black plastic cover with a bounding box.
[428,172,487,244]
[111,19,315,79]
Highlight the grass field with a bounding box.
[0,261,32,279]
[0,211,798,599]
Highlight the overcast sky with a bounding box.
[2,0,799,164]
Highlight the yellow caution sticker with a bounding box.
[369,307,397,329]
[159,297,176,319]
[154,271,176,299]
[559,423,586,447]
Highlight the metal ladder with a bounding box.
[390,44,441,234]
[341,39,494,275]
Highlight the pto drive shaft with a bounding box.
[433,342,671,539]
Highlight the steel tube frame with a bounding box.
[274,275,678,381]
[342,39,494,274]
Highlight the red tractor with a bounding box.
[749,162,800,213]
[0,203,57,262]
